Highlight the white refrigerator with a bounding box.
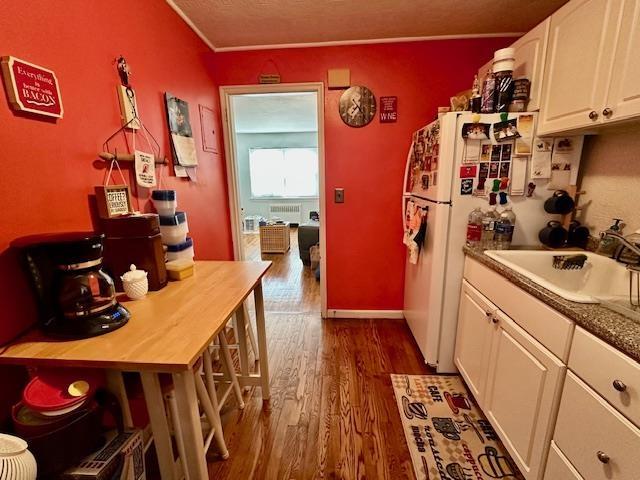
[402,112,560,373]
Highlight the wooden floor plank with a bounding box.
[202,230,433,480]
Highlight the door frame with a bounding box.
[219,82,327,317]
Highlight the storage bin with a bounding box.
[159,211,188,245]
[259,224,290,253]
[166,237,194,262]
[152,190,177,216]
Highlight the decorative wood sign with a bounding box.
[379,96,397,123]
[1,56,63,118]
[199,105,219,153]
[95,185,133,218]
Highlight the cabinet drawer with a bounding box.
[569,326,640,427]
[464,257,574,361]
[554,372,640,480]
[544,441,583,480]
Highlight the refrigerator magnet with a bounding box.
[460,178,473,195]
[460,165,477,178]
[480,142,491,162]
[500,143,513,162]
[432,171,438,186]
[491,145,501,162]
[489,162,499,178]
[493,118,521,142]
[479,162,489,178]
[499,162,511,178]
[421,174,430,190]
[461,123,490,140]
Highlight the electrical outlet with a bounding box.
[334,188,345,203]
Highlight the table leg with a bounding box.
[172,371,208,480]
[105,370,133,429]
[254,281,271,400]
[243,302,259,361]
[140,373,176,480]
[234,308,250,380]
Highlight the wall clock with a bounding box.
[339,86,376,127]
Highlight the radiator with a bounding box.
[269,204,302,224]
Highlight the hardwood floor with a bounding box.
[206,229,430,479]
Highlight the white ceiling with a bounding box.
[169,0,568,50]
[231,92,318,133]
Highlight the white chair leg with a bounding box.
[165,392,188,480]
[242,304,260,362]
[218,332,245,410]
[194,370,229,460]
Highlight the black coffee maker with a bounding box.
[12,232,130,338]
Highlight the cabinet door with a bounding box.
[554,372,640,480]
[454,281,496,407]
[512,18,550,111]
[538,0,622,134]
[605,0,640,122]
[484,311,565,480]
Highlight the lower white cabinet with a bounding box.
[483,311,565,480]
[552,371,640,480]
[454,281,496,407]
[455,271,566,480]
[544,441,583,480]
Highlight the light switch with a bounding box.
[334,188,345,203]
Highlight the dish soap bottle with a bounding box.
[466,207,484,247]
[597,218,624,258]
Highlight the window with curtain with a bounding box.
[248,147,319,198]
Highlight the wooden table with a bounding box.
[0,260,272,480]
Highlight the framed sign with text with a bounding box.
[95,185,133,219]
[379,96,397,123]
[1,56,63,118]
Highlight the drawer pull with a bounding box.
[603,107,613,117]
[492,317,499,324]
[589,110,599,120]
[597,451,610,464]
[613,379,627,392]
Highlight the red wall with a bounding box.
[209,38,511,310]
[0,0,232,425]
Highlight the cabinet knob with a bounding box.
[603,107,613,117]
[492,317,499,324]
[596,451,610,464]
[589,110,599,120]
[613,379,627,392]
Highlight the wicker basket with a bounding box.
[259,224,290,253]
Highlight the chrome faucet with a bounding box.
[600,230,640,261]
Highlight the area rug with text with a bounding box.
[390,374,524,480]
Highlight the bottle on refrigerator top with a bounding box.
[494,206,517,250]
[480,69,496,113]
[481,207,500,250]
[466,207,484,247]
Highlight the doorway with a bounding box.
[220,83,326,316]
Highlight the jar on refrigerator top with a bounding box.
[493,48,515,113]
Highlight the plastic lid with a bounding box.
[23,369,102,412]
[494,47,515,61]
[152,190,176,201]
[166,237,193,252]
[493,59,515,73]
[159,211,187,226]
[0,433,28,455]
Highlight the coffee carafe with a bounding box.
[12,232,130,338]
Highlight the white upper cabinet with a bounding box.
[511,18,550,111]
[538,0,640,134]
[538,0,622,134]
[605,0,640,122]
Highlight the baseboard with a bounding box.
[325,309,405,319]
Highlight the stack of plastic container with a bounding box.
[151,190,195,272]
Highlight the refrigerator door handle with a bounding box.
[409,193,453,206]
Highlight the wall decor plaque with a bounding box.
[1,56,63,118]
[95,185,133,218]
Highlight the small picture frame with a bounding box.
[95,185,133,218]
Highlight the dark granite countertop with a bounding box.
[463,246,640,363]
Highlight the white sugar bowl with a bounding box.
[0,433,37,480]
[121,264,149,300]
